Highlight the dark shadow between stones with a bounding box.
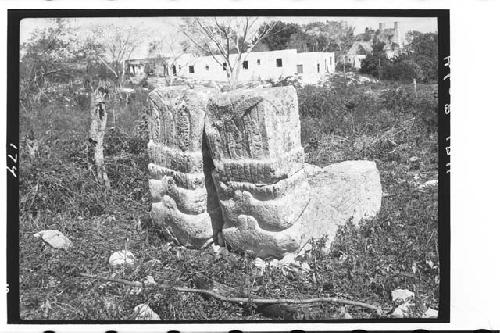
[202,129,224,245]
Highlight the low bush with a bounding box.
[381,60,423,83]
[335,61,354,72]
[379,86,416,112]
[298,79,437,140]
[266,75,302,89]
[297,77,437,172]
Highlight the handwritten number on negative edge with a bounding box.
[7,143,18,178]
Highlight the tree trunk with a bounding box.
[88,83,111,189]
[229,62,241,89]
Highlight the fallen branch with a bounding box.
[80,273,381,313]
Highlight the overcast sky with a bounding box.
[20,16,437,58]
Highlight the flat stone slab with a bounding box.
[33,230,72,250]
[205,86,302,161]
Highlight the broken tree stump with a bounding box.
[88,83,110,189]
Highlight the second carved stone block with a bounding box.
[205,86,311,252]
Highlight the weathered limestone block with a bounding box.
[149,178,207,215]
[213,168,309,201]
[213,169,311,231]
[148,86,219,246]
[213,148,305,184]
[223,161,382,258]
[148,142,204,174]
[149,86,212,151]
[151,201,213,248]
[205,86,311,234]
[205,86,304,176]
[148,163,205,190]
[312,161,382,225]
[220,215,301,256]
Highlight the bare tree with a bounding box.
[90,24,145,86]
[147,32,192,85]
[180,17,276,88]
[80,28,136,187]
[20,18,79,113]
[81,24,147,129]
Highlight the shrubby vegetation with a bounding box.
[299,76,436,138]
[360,32,438,83]
[20,18,147,135]
[258,20,354,53]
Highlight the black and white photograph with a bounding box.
[8,9,450,324]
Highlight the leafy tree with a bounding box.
[359,55,381,77]
[371,39,387,57]
[287,31,310,52]
[239,19,356,56]
[357,45,368,55]
[405,31,438,58]
[257,21,301,50]
[412,54,436,82]
[303,21,355,54]
[382,59,423,82]
[360,31,438,83]
[20,19,80,110]
[359,40,388,78]
[361,28,375,42]
[403,31,438,82]
[19,19,124,112]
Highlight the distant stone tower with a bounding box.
[379,22,385,31]
[394,21,402,46]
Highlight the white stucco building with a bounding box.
[345,54,367,69]
[126,49,335,84]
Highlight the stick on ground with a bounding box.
[80,272,382,313]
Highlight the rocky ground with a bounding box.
[18,77,440,320]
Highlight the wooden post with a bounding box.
[88,81,111,189]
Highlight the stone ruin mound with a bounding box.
[147,85,382,258]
